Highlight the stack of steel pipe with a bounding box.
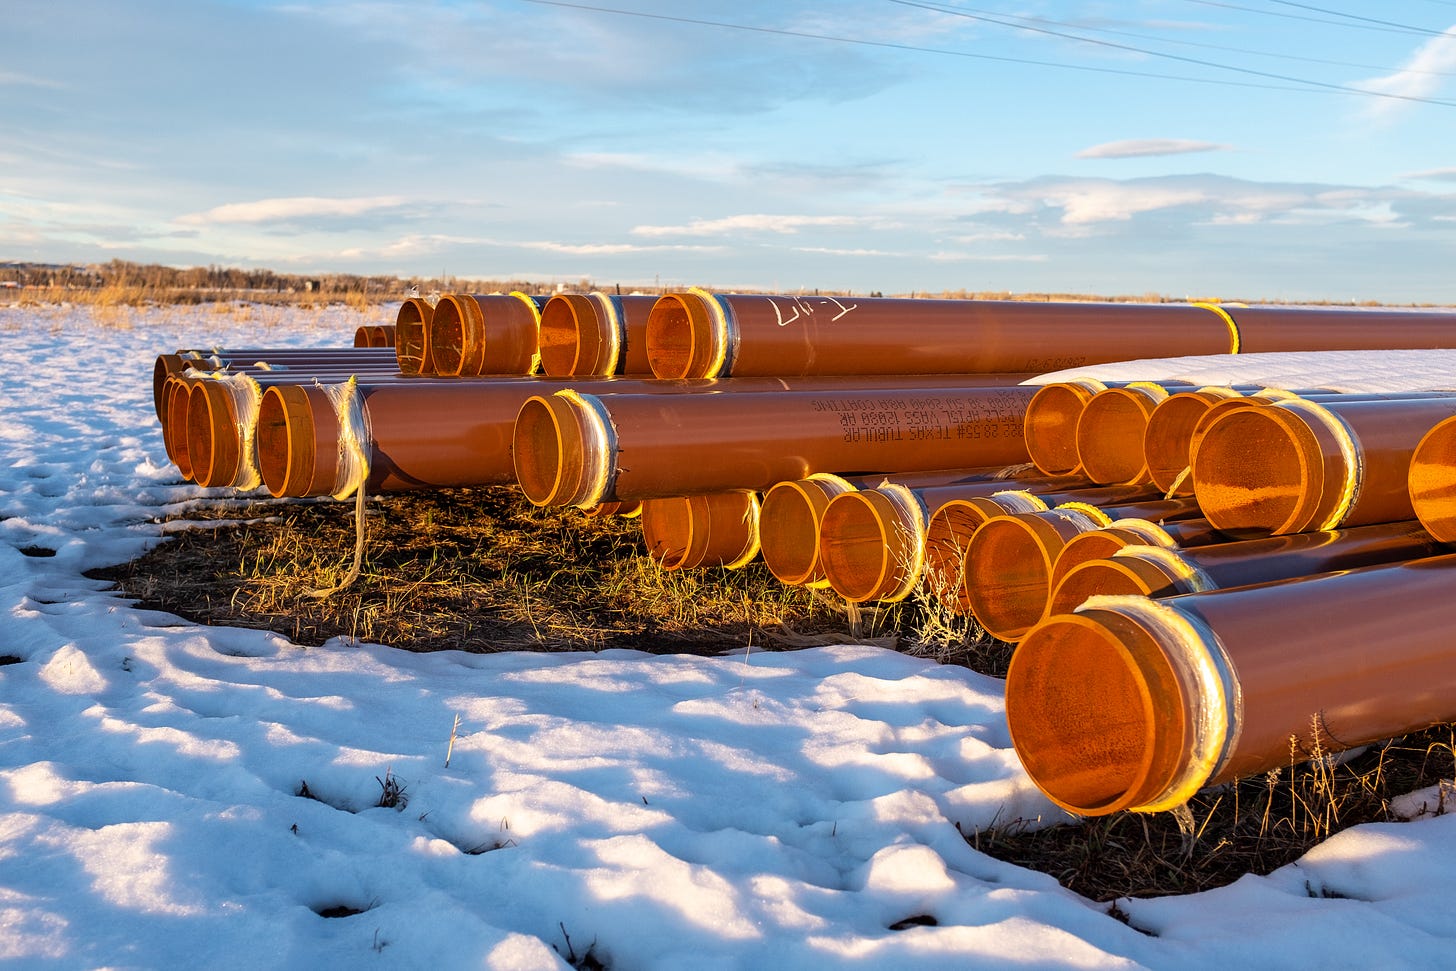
[353,324,396,348]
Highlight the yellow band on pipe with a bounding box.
[1192,302,1241,355]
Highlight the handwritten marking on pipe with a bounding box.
[768,296,860,327]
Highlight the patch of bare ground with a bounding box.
[88,484,1456,902]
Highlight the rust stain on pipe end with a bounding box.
[539,294,599,377]
[1191,407,1314,536]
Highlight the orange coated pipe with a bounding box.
[757,468,1045,589]
[645,293,1237,380]
[1048,517,1226,597]
[538,293,659,377]
[1007,553,1456,816]
[1193,395,1456,535]
[394,297,435,374]
[513,386,1037,507]
[640,492,760,570]
[428,293,544,377]
[1410,415,1456,543]
[256,376,1036,499]
[963,496,1203,641]
[1144,387,1249,494]
[1074,384,1172,485]
[822,479,1150,604]
[1227,305,1456,353]
[1047,520,1444,617]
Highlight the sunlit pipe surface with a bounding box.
[1048,517,1226,598]
[1047,520,1444,618]
[153,349,399,419]
[920,481,1164,612]
[513,385,1037,508]
[394,297,435,374]
[645,293,1236,380]
[1007,553,1456,816]
[963,496,1202,641]
[640,492,761,570]
[165,367,452,487]
[539,293,659,377]
[255,375,1031,499]
[758,468,1045,589]
[822,478,1147,604]
[1226,305,1456,353]
[428,293,544,377]
[1410,415,1456,543]
[1193,395,1456,535]
[1144,388,1249,494]
[1074,385,1172,485]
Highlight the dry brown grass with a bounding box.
[89,481,1456,904]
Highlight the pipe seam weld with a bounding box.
[508,290,544,374]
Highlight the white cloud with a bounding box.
[927,251,1049,263]
[1039,182,1211,224]
[1403,167,1456,182]
[631,214,868,238]
[177,196,409,226]
[793,246,899,257]
[1076,138,1230,159]
[1357,26,1456,116]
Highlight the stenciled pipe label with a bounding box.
[807,391,1028,446]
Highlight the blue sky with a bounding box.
[5,0,1456,301]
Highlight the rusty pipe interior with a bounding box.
[428,292,542,377]
[963,509,1103,642]
[1409,415,1456,544]
[539,293,657,377]
[1074,385,1169,485]
[394,297,434,374]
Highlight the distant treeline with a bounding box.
[0,260,580,299]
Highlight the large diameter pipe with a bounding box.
[963,497,1202,641]
[1074,385,1172,485]
[645,293,1237,380]
[919,482,1162,613]
[257,375,1035,499]
[428,293,544,377]
[1144,388,1248,494]
[539,293,658,377]
[354,324,396,348]
[758,468,1047,589]
[1193,396,1456,535]
[640,492,760,570]
[1007,553,1456,816]
[1227,305,1456,353]
[394,297,435,374]
[1047,520,1445,618]
[1410,415,1456,543]
[514,385,1038,507]
[1048,517,1226,598]
[152,349,399,420]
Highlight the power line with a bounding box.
[891,0,1456,107]
[915,2,1456,78]
[1180,0,1435,35]
[519,0,1455,106]
[1266,0,1454,37]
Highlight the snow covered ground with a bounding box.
[3,301,1456,969]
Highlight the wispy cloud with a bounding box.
[0,70,66,89]
[1357,26,1456,116]
[793,246,899,257]
[177,196,409,226]
[632,214,868,238]
[1076,138,1231,159]
[1403,167,1456,182]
